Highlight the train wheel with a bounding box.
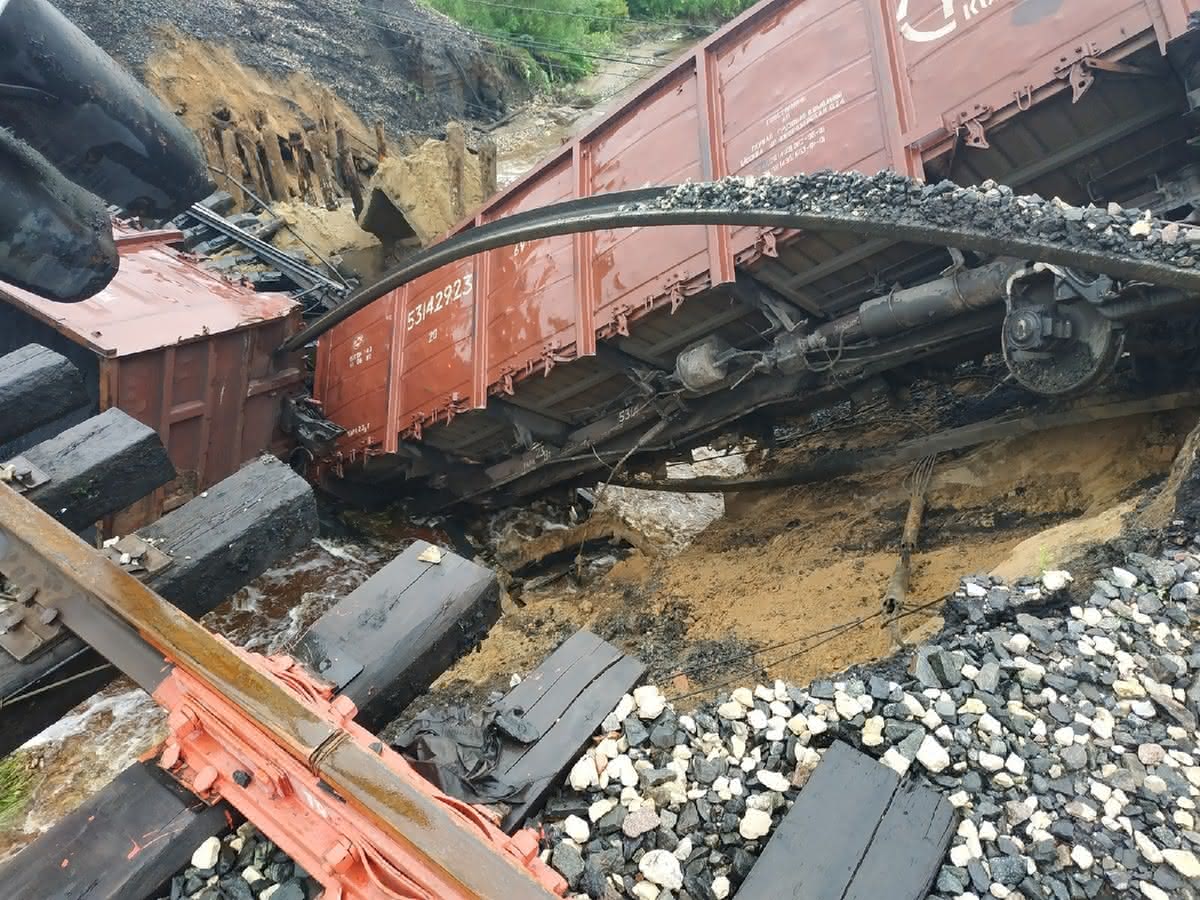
[1002,300,1124,396]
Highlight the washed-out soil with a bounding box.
[2,370,1195,864]
[416,374,1196,719]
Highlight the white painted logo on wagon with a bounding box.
[897,0,998,44]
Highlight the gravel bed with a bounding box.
[537,542,1200,900]
[161,823,320,900]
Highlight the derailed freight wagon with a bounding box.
[314,0,1200,507]
[0,226,304,531]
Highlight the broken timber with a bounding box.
[0,760,232,900]
[294,539,500,733]
[737,741,956,899]
[614,390,1200,493]
[446,121,467,220]
[493,630,645,831]
[216,124,249,209]
[16,407,176,532]
[0,455,317,756]
[336,123,365,215]
[883,454,935,648]
[479,136,498,199]
[0,345,88,446]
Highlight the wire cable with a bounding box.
[0,665,115,708]
[667,595,949,702]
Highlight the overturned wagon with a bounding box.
[312,0,1200,508]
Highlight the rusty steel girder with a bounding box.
[0,482,564,899]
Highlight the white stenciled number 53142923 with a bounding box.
[406,275,474,332]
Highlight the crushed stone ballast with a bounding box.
[535,546,1200,900]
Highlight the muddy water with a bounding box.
[0,535,397,862]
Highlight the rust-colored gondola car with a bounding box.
[0,227,303,531]
[317,0,1200,504]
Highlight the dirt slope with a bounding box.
[54,0,518,132]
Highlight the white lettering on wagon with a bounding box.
[406,274,474,333]
[738,91,845,172]
[896,0,999,44]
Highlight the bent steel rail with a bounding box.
[281,180,1200,353]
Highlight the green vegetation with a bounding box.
[0,754,33,823]
[426,0,631,81]
[627,0,757,19]
[423,0,759,82]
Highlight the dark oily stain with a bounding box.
[1012,0,1066,27]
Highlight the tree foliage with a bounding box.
[425,0,630,81]
[626,0,757,20]
[423,0,759,82]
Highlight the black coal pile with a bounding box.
[539,544,1200,900]
[637,172,1200,275]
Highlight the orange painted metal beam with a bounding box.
[0,482,564,899]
